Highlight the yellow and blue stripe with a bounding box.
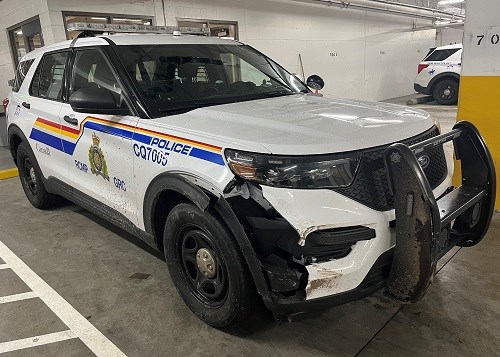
[29,117,225,166]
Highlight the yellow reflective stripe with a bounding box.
[0,168,18,180]
[455,75,500,209]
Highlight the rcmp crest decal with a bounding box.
[89,133,109,180]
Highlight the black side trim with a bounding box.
[143,173,211,240]
[46,177,156,247]
[414,83,429,95]
[214,197,273,304]
[7,124,30,165]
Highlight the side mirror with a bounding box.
[8,79,15,87]
[69,87,129,115]
[306,75,325,91]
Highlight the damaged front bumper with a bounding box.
[223,121,494,320]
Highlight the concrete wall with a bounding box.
[438,28,463,46]
[0,0,437,110]
[0,0,48,112]
[456,0,500,209]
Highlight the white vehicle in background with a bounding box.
[5,24,495,329]
[414,44,462,105]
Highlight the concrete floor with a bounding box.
[0,101,498,356]
[0,147,14,171]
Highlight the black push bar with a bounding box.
[383,121,496,302]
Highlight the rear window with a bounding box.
[423,48,460,62]
[12,59,34,92]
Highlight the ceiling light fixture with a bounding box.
[435,20,452,26]
[438,0,465,5]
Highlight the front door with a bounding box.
[60,47,139,221]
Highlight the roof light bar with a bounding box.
[67,22,209,35]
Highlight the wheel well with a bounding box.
[9,134,22,164]
[152,189,191,253]
[430,75,459,95]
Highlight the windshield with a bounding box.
[115,44,309,117]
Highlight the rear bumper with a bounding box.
[414,83,430,95]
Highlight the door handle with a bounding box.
[22,102,30,109]
[63,115,78,125]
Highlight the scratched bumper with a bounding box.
[260,160,453,301]
[267,248,394,320]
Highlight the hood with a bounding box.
[153,94,435,155]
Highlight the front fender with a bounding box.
[143,173,211,237]
[142,172,273,305]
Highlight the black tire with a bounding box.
[164,203,261,329]
[17,142,55,209]
[433,78,459,105]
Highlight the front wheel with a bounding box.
[433,79,459,105]
[164,203,261,328]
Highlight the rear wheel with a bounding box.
[433,78,459,105]
[17,142,55,209]
[164,203,260,329]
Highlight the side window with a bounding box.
[12,59,34,92]
[71,48,124,103]
[29,52,68,100]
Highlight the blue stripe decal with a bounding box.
[189,147,225,166]
[30,129,64,152]
[132,132,152,145]
[62,139,76,155]
[84,121,134,140]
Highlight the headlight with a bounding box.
[225,149,361,188]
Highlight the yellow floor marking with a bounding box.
[0,168,18,180]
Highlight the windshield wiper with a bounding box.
[159,102,221,115]
[159,92,297,116]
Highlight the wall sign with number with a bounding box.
[477,33,500,45]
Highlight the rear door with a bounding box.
[59,46,139,222]
[23,51,70,181]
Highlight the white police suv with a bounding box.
[6,24,495,328]
[414,44,462,105]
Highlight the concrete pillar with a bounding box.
[456,0,500,209]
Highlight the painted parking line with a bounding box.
[0,241,126,356]
[0,263,8,270]
[0,291,37,304]
[0,168,18,180]
[0,330,77,354]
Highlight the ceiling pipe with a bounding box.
[289,0,464,22]
[412,22,464,32]
[360,0,464,19]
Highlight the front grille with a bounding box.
[334,126,447,211]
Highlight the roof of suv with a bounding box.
[21,34,239,61]
[434,43,462,50]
